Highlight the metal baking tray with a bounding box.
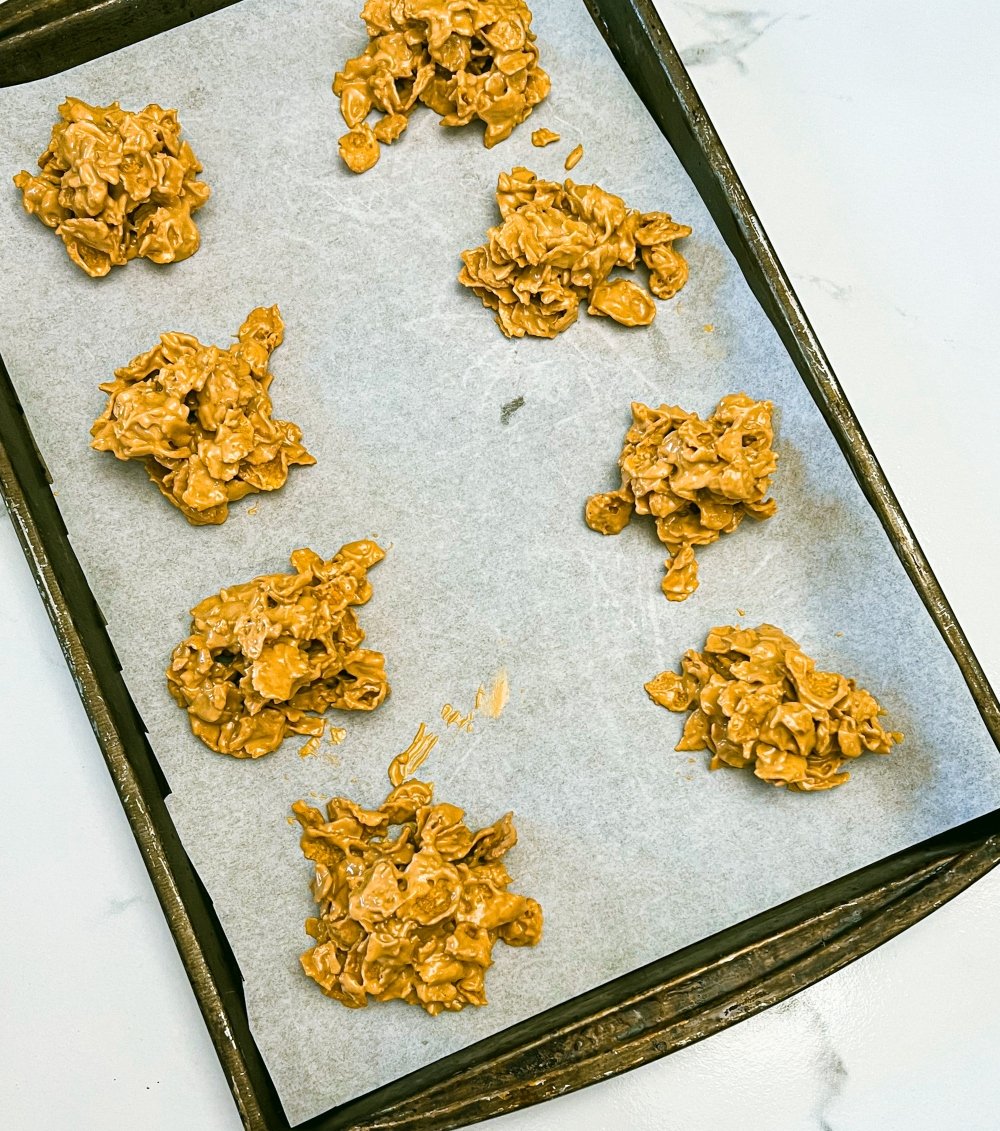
[2,1,999,1128]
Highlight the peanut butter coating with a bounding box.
[167,542,390,758]
[91,306,314,525]
[13,97,209,277]
[293,773,542,1014]
[459,167,691,339]
[586,395,778,600]
[334,0,550,173]
[646,624,903,791]
[531,127,560,146]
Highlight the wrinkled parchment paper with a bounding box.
[2,0,999,1122]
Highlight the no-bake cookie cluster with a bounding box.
[294,772,543,1013]
[91,306,314,525]
[586,395,777,601]
[646,624,904,791]
[14,97,209,277]
[459,167,690,338]
[167,542,390,758]
[334,0,550,173]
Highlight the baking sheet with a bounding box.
[2,0,999,1123]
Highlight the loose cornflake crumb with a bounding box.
[646,623,903,791]
[531,127,560,146]
[585,395,778,600]
[293,761,542,1014]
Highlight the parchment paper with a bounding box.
[2,0,999,1122]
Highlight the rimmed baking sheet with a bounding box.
[2,0,1000,1125]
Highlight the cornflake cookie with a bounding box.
[13,97,209,277]
[91,306,314,525]
[459,167,690,338]
[646,624,903,791]
[586,395,777,601]
[292,763,542,1013]
[334,0,549,173]
[167,542,389,758]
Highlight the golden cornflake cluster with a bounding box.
[334,0,550,173]
[586,395,777,600]
[646,624,904,791]
[293,768,542,1013]
[91,306,314,525]
[459,167,690,338]
[167,542,390,758]
[13,97,209,277]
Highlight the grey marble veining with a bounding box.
[677,3,787,70]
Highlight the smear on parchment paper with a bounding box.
[388,722,439,786]
[441,669,510,733]
[484,669,510,719]
[441,702,477,732]
[299,734,322,758]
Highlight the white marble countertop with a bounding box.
[2,1,999,1128]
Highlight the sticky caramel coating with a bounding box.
[646,624,904,791]
[531,127,560,146]
[333,0,549,173]
[586,395,777,600]
[458,167,691,339]
[388,722,438,785]
[91,306,315,525]
[12,97,209,277]
[167,542,390,758]
[293,773,542,1013]
[338,122,381,173]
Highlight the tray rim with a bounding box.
[2,1,999,1128]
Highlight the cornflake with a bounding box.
[293,764,542,1013]
[646,623,903,791]
[167,542,390,758]
[91,306,314,525]
[13,97,209,277]
[586,395,777,601]
[334,0,549,173]
[459,167,690,338]
[531,127,560,146]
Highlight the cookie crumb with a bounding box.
[532,127,560,147]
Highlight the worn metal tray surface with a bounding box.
[2,1,999,1128]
